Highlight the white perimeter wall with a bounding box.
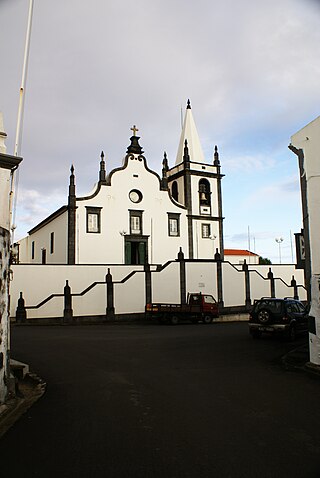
[10,262,306,319]
[186,262,218,298]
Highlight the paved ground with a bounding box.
[1,322,320,478]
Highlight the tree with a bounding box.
[259,256,272,265]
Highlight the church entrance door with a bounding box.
[125,237,148,265]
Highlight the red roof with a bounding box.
[224,249,258,257]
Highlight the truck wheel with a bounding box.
[203,315,212,324]
[170,315,179,325]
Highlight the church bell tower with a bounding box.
[167,100,224,259]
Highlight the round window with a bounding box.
[129,189,143,203]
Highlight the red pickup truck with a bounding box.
[145,293,219,325]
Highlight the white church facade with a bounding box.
[9,103,307,321]
[18,101,224,265]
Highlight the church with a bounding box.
[18,101,225,265]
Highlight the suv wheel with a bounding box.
[257,309,271,324]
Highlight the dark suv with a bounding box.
[248,297,309,340]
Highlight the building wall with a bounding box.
[0,169,10,231]
[24,211,68,264]
[0,226,10,403]
[192,220,219,259]
[291,117,320,272]
[291,118,320,364]
[75,155,189,264]
[168,164,185,205]
[0,131,22,403]
[0,168,11,399]
[189,165,220,217]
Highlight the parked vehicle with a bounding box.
[145,293,219,325]
[248,297,309,340]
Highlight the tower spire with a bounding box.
[175,100,205,165]
[161,151,169,190]
[69,164,75,193]
[68,165,76,264]
[99,150,106,183]
[213,145,220,165]
[183,139,190,163]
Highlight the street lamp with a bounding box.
[209,234,217,258]
[275,237,284,264]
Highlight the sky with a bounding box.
[1,0,320,263]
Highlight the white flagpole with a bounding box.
[10,0,34,243]
[14,0,34,157]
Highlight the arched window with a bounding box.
[199,179,211,206]
[172,181,179,201]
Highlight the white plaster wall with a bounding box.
[114,272,145,313]
[152,262,180,303]
[186,262,218,299]
[111,265,144,281]
[20,211,68,264]
[76,155,188,265]
[193,220,220,259]
[73,285,106,317]
[173,176,185,206]
[249,271,271,301]
[222,263,246,306]
[18,235,30,262]
[248,265,307,301]
[292,117,320,364]
[0,169,10,230]
[292,117,320,272]
[10,265,109,318]
[10,262,306,319]
[191,163,218,174]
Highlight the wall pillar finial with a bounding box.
[106,269,115,320]
[16,291,27,323]
[267,268,275,298]
[63,280,73,323]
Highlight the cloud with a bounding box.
[244,176,300,206]
[1,0,319,263]
[15,187,66,238]
[223,153,276,173]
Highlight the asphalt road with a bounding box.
[1,322,320,478]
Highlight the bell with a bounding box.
[200,192,207,201]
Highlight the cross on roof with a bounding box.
[131,125,139,136]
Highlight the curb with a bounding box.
[282,344,320,378]
[0,372,46,439]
